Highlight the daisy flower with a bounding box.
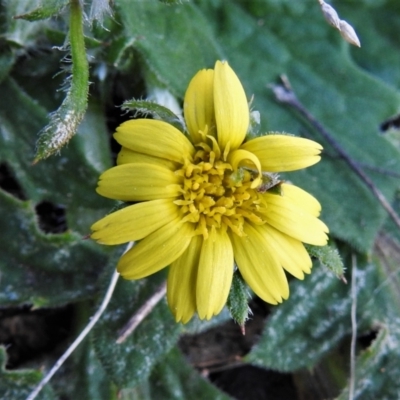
[91,60,329,323]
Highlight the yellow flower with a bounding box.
[91,60,329,323]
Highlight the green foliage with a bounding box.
[337,327,400,400]
[0,77,111,220]
[122,99,184,132]
[115,0,222,95]
[92,271,182,388]
[306,244,345,279]
[1,0,400,398]
[158,0,189,4]
[2,0,50,48]
[0,189,108,306]
[0,347,55,400]
[13,0,69,22]
[135,347,231,400]
[227,270,251,327]
[246,257,385,371]
[51,324,115,400]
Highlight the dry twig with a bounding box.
[349,253,358,400]
[116,281,167,344]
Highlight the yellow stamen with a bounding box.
[174,138,265,238]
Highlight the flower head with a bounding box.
[91,61,329,323]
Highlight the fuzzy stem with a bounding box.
[34,0,89,162]
[69,0,89,111]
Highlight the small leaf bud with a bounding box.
[320,1,341,30]
[339,20,361,47]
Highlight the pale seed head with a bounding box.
[320,2,341,30]
[339,20,361,47]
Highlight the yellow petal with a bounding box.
[167,235,203,324]
[114,119,194,163]
[281,183,322,217]
[241,135,322,172]
[228,148,262,188]
[117,219,194,279]
[117,147,178,170]
[230,223,289,304]
[196,229,234,320]
[259,225,312,279]
[91,199,179,245]
[214,60,249,151]
[184,69,216,144]
[263,192,329,245]
[96,163,181,201]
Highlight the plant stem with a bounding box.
[69,0,89,111]
[34,0,89,161]
[349,254,358,400]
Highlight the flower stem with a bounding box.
[69,0,89,111]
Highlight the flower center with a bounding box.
[174,140,266,239]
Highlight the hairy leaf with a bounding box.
[0,347,56,400]
[13,0,69,22]
[92,271,182,388]
[247,257,386,371]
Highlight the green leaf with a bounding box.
[246,257,382,372]
[335,233,400,399]
[2,0,50,47]
[158,0,188,4]
[92,271,182,388]
[13,0,69,22]
[227,270,251,327]
[337,327,400,400]
[115,0,222,96]
[0,347,56,400]
[343,1,400,88]
[305,244,345,280]
[0,47,15,85]
[0,77,112,307]
[0,189,109,306]
[122,99,184,132]
[140,347,230,400]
